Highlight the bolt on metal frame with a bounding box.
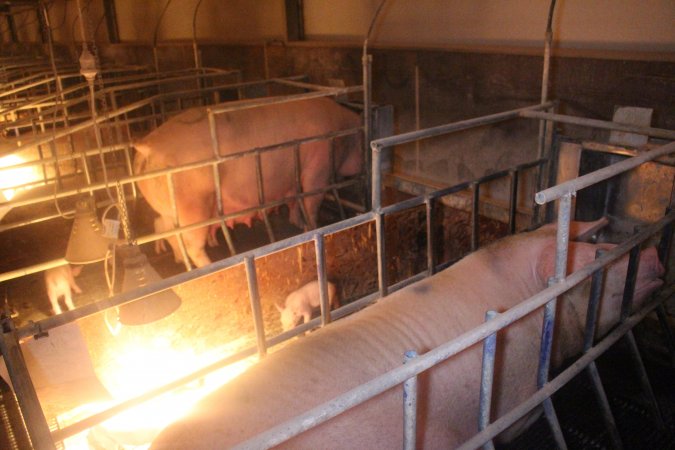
[1,103,673,448]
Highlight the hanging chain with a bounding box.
[116,180,135,245]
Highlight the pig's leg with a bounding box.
[69,278,82,295]
[63,290,75,311]
[179,226,212,268]
[299,142,333,230]
[48,293,62,315]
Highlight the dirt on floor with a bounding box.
[1,187,511,421]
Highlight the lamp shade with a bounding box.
[118,245,182,326]
[65,196,113,264]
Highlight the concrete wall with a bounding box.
[93,40,673,190]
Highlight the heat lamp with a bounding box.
[65,196,113,264]
[112,186,182,326]
[117,244,181,326]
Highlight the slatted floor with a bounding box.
[501,336,675,450]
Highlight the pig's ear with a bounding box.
[275,302,284,312]
[134,141,152,157]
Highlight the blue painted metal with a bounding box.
[403,350,418,450]
[478,310,498,450]
[583,249,623,449]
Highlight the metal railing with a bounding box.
[1,103,673,449]
[0,80,366,280]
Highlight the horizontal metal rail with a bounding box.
[231,211,674,449]
[535,140,675,204]
[520,110,675,141]
[209,84,363,115]
[0,68,240,119]
[371,102,553,211]
[370,102,553,150]
[16,211,377,340]
[457,284,675,450]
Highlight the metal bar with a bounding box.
[584,250,606,350]
[371,102,553,149]
[376,212,388,298]
[314,234,331,326]
[245,256,267,358]
[554,194,573,282]
[15,201,675,345]
[508,169,519,234]
[471,182,480,251]
[456,288,672,450]
[207,108,235,254]
[623,330,665,429]
[655,305,675,366]
[102,0,120,43]
[210,86,363,116]
[0,177,364,283]
[478,310,498,450]
[1,125,360,211]
[582,249,623,449]
[586,362,623,449]
[521,110,675,141]
[166,173,193,270]
[620,245,641,322]
[539,301,568,450]
[371,142,383,211]
[425,197,436,275]
[255,152,276,242]
[537,194,573,450]
[535,141,675,205]
[403,350,418,450]
[293,143,312,229]
[0,329,55,450]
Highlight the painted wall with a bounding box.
[4,0,673,55]
[304,0,675,53]
[114,0,286,43]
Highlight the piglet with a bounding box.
[44,265,83,315]
[277,280,339,331]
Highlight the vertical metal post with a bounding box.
[113,92,137,199]
[508,169,519,234]
[0,327,56,450]
[619,245,641,322]
[376,212,388,298]
[102,0,120,43]
[478,310,498,450]
[534,0,557,226]
[166,173,193,270]
[403,350,418,450]
[425,197,436,276]
[583,249,623,450]
[623,331,665,429]
[208,110,236,255]
[245,256,267,359]
[371,142,382,211]
[328,138,346,220]
[471,182,480,251]
[362,52,373,211]
[6,14,18,43]
[314,234,331,327]
[255,152,275,241]
[293,144,311,228]
[536,193,572,449]
[618,240,665,429]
